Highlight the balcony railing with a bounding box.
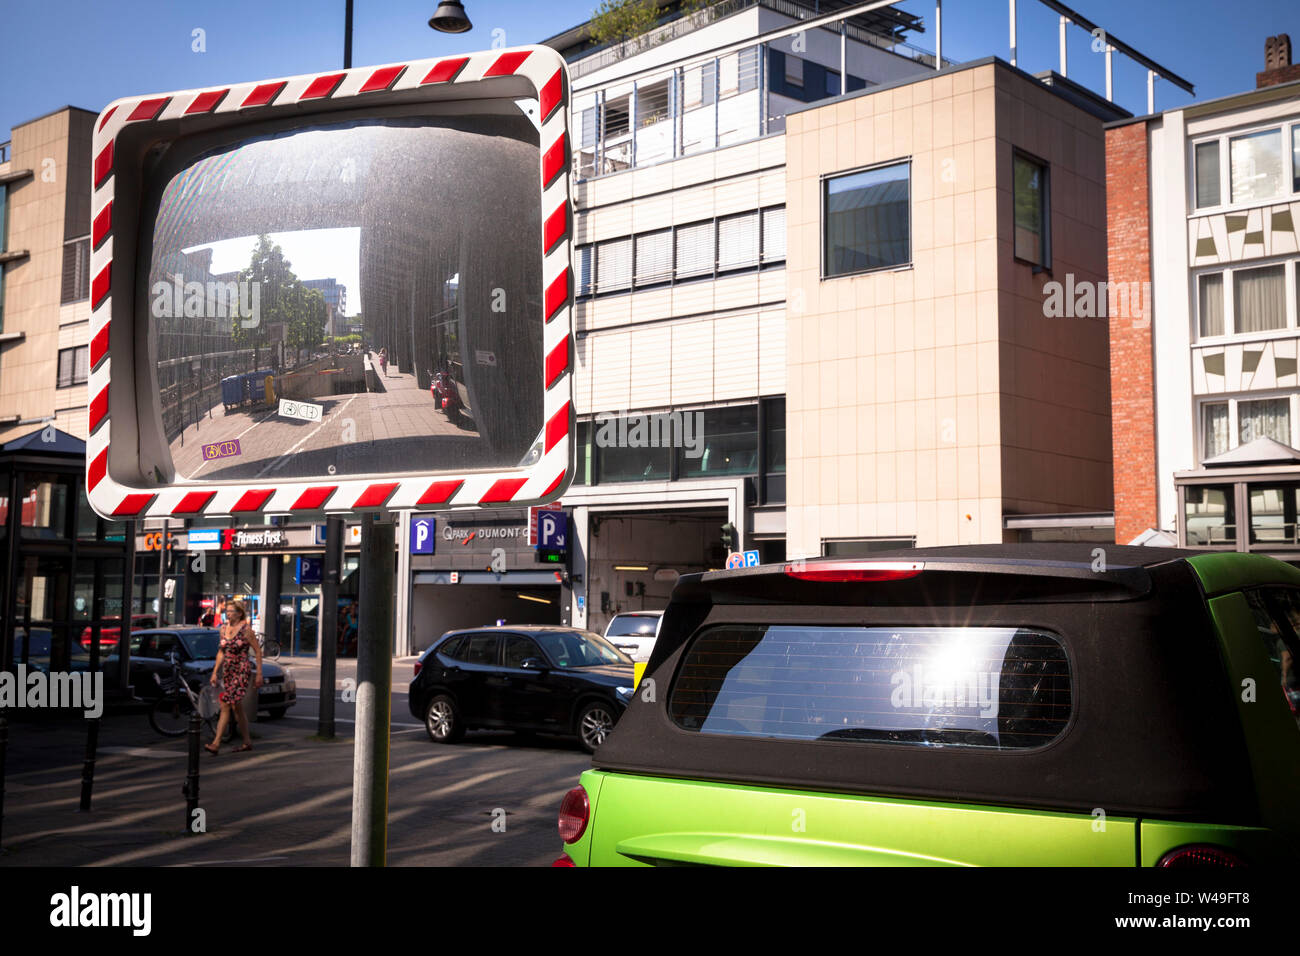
[0,142,10,164]
[569,0,947,81]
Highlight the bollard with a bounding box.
[184,710,200,833]
[79,717,99,811]
[0,711,7,850]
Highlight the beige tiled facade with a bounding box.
[784,61,1113,556]
[0,107,96,443]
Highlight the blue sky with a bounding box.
[1,0,1295,137]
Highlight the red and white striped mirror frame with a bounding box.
[86,44,573,520]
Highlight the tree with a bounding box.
[590,0,660,53]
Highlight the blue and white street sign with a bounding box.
[744,549,760,567]
[410,515,437,555]
[297,555,323,586]
[726,550,760,569]
[538,509,567,550]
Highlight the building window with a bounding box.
[785,54,803,87]
[634,229,673,287]
[1234,263,1287,332]
[1194,140,1222,209]
[1247,486,1300,546]
[675,220,715,279]
[602,94,630,139]
[1203,402,1229,458]
[762,206,786,264]
[577,205,784,298]
[595,237,632,293]
[56,345,89,389]
[1230,128,1285,205]
[823,161,911,277]
[1013,152,1050,268]
[676,404,759,478]
[1198,272,1225,336]
[61,237,91,304]
[822,537,917,556]
[1239,397,1290,445]
[1294,127,1300,193]
[717,211,760,272]
[1184,485,1236,546]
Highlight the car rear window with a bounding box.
[606,615,660,637]
[668,624,1071,750]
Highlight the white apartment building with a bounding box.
[542,0,1158,634]
[1108,35,1300,556]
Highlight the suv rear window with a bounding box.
[668,624,1071,750]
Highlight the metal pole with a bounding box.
[318,516,343,739]
[1147,69,1156,114]
[934,1,942,70]
[78,717,99,811]
[351,516,393,867]
[1009,0,1017,67]
[839,22,846,93]
[344,0,354,69]
[157,519,168,625]
[184,710,200,832]
[1105,45,1114,101]
[0,710,7,851]
[1059,15,1068,76]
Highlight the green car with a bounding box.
[553,544,1300,867]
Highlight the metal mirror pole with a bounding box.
[318,516,343,738]
[351,514,393,866]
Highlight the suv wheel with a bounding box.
[576,701,616,753]
[425,695,464,744]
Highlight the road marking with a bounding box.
[97,746,187,759]
[191,408,279,478]
[259,394,357,477]
[186,856,289,866]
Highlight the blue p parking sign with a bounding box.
[410,516,437,555]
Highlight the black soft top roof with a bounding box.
[595,544,1258,822]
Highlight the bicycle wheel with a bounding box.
[263,638,280,660]
[149,693,198,737]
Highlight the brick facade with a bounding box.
[1257,63,1300,88]
[1106,121,1158,544]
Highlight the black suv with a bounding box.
[409,626,635,753]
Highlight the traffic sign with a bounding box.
[538,509,567,550]
[409,516,437,555]
[85,45,575,521]
[726,550,760,569]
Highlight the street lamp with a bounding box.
[429,1,473,33]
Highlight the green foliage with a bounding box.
[233,234,328,365]
[590,0,660,51]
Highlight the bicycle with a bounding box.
[148,654,233,742]
[258,631,280,661]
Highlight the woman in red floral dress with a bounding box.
[206,599,262,754]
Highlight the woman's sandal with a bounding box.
[234,743,253,753]
[204,744,220,755]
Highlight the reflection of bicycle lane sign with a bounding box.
[201,439,242,461]
[279,398,323,423]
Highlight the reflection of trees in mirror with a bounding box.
[233,235,329,371]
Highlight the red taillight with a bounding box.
[783,560,924,583]
[557,786,589,843]
[551,853,575,867]
[413,659,422,677]
[1158,845,1246,868]
[441,397,449,409]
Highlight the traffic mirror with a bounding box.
[87,46,573,520]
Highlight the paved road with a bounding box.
[166,354,481,482]
[0,656,591,867]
